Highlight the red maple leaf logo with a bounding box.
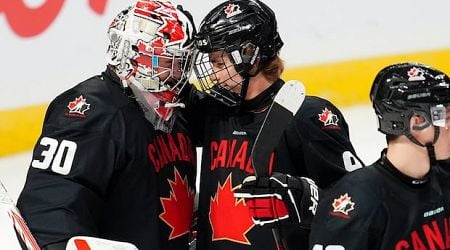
[332,193,355,216]
[407,67,419,77]
[318,108,332,123]
[224,4,241,18]
[160,168,194,239]
[318,107,339,126]
[225,4,233,15]
[407,67,425,81]
[209,175,254,245]
[67,95,90,115]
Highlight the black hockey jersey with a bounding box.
[17,69,196,250]
[309,153,450,250]
[190,80,363,250]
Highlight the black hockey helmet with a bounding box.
[193,0,283,106]
[196,0,282,70]
[370,62,450,137]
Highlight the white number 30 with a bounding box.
[31,137,77,175]
[312,244,345,250]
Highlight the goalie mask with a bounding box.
[193,0,283,107]
[107,0,195,132]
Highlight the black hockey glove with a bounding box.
[234,172,320,227]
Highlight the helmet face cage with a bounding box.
[194,50,244,107]
[193,0,283,106]
[370,63,450,136]
[106,0,195,131]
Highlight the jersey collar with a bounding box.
[240,79,283,112]
[380,149,429,186]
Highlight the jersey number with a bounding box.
[312,244,345,250]
[342,151,362,172]
[31,137,77,175]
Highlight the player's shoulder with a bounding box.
[298,96,343,117]
[45,71,136,130]
[316,163,387,222]
[334,163,385,189]
[291,95,350,136]
[325,163,387,206]
[65,71,130,107]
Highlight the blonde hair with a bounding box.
[261,55,284,80]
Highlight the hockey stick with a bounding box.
[0,182,139,250]
[251,80,305,250]
[252,80,305,177]
[0,180,40,250]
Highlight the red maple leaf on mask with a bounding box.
[209,175,254,245]
[160,168,195,239]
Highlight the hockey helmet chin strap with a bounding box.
[239,77,251,104]
[406,124,440,166]
[237,55,268,104]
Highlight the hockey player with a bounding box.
[16,1,197,249]
[309,62,450,249]
[188,0,363,249]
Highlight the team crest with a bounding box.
[66,95,90,118]
[407,67,426,81]
[330,193,355,218]
[318,108,339,128]
[224,4,242,18]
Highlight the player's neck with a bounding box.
[386,140,431,179]
[245,73,275,100]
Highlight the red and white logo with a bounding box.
[407,67,426,81]
[66,95,90,117]
[224,4,242,18]
[318,108,339,127]
[331,193,355,218]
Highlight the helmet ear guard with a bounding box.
[411,112,432,131]
[225,41,261,76]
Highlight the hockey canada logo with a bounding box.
[66,95,90,118]
[407,67,426,81]
[330,193,355,218]
[224,4,242,18]
[318,108,339,128]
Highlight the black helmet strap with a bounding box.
[239,76,251,102]
[406,126,440,165]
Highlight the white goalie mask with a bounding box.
[106,0,195,132]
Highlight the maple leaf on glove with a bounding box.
[234,172,320,227]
